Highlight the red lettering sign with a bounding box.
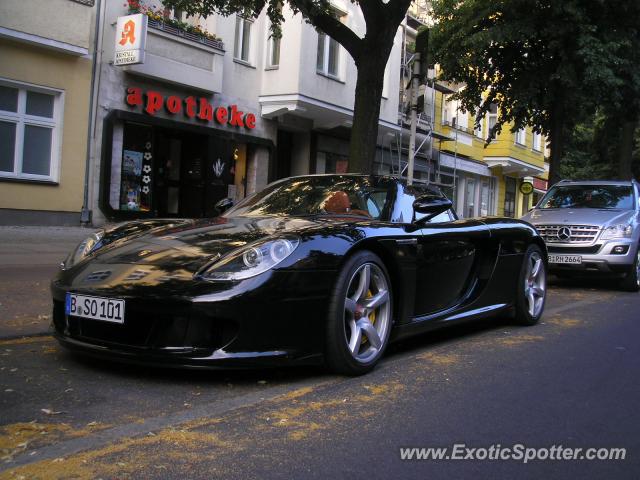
[215,107,228,125]
[125,87,142,107]
[125,87,257,130]
[145,91,163,115]
[166,96,182,114]
[198,98,214,121]
[185,96,197,119]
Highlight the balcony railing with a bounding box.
[148,19,224,51]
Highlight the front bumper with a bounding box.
[546,239,637,274]
[50,269,334,368]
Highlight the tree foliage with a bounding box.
[430,0,640,184]
[161,0,413,174]
[561,112,640,180]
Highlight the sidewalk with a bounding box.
[0,226,91,338]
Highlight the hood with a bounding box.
[522,208,635,227]
[86,216,343,270]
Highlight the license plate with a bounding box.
[65,293,125,324]
[548,254,582,265]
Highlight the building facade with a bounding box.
[393,6,549,219]
[0,0,97,225]
[88,0,402,225]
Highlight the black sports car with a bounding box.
[51,174,547,375]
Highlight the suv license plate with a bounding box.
[548,254,582,265]
[65,293,125,324]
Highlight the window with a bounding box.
[504,176,517,217]
[533,131,542,151]
[317,31,340,77]
[474,109,484,139]
[442,95,456,126]
[487,103,498,139]
[267,34,281,68]
[0,81,61,182]
[515,127,526,146]
[234,16,252,63]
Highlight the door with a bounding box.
[413,220,490,317]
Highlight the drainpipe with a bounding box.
[80,0,103,226]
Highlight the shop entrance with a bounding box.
[153,128,244,218]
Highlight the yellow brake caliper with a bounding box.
[362,290,376,345]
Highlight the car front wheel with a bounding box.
[325,251,393,376]
[620,247,640,292]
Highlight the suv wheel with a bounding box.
[620,248,640,292]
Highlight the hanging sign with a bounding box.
[114,14,148,66]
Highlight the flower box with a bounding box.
[147,19,225,51]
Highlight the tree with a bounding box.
[161,0,412,174]
[561,111,639,180]
[430,0,637,185]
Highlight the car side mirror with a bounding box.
[412,195,453,223]
[214,197,234,215]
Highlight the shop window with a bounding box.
[0,81,61,182]
[117,123,154,212]
[504,176,516,218]
[234,16,253,63]
[464,178,476,218]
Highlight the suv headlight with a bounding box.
[197,237,300,281]
[600,224,633,240]
[63,230,105,269]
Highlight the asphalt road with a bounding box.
[1,279,639,479]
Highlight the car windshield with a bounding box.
[224,176,395,220]
[538,185,634,210]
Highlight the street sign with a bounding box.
[114,14,147,66]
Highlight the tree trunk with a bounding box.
[348,53,388,174]
[548,102,566,187]
[617,116,637,180]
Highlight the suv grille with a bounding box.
[536,224,600,244]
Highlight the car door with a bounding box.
[414,218,490,316]
[393,183,491,317]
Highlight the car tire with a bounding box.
[619,247,640,292]
[325,251,393,376]
[514,244,547,326]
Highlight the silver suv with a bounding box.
[521,180,640,291]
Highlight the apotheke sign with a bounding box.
[114,14,147,66]
[125,87,257,130]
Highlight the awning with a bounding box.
[483,156,546,177]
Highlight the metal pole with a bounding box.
[80,0,103,226]
[407,52,420,186]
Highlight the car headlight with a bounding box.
[63,230,105,269]
[197,237,300,281]
[600,224,633,240]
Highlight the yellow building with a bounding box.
[0,0,97,225]
[435,91,548,218]
[399,2,549,220]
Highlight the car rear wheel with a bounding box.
[620,248,640,292]
[515,244,547,326]
[325,251,393,376]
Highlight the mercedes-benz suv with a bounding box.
[521,180,640,291]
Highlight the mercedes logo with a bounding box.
[557,227,572,241]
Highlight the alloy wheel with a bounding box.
[524,251,546,317]
[343,263,391,363]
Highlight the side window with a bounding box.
[423,210,453,223]
[390,184,453,223]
